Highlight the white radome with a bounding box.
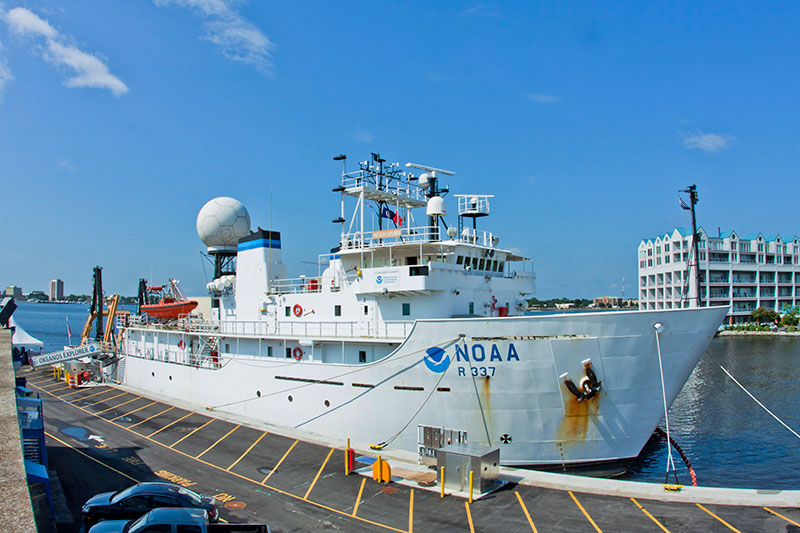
[196,197,251,251]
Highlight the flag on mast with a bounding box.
[680,198,691,211]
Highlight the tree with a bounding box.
[751,307,780,324]
[781,306,800,327]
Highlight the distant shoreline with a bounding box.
[717,330,800,337]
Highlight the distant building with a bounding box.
[4,285,23,298]
[49,279,64,301]
[593,296,622,308]
[638,227,800,324]
[555,302,575,310]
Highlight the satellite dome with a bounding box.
[196,197,251,252]
[426,196,446,216]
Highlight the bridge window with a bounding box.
[285,306,290,317]
[402,303,411,316]
[456,256,464,265]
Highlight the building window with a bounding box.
[334,305,341,317]
[402,303,411,316]
[359,350,367,363]
[285,306,290,317]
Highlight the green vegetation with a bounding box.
[527,297,593,309]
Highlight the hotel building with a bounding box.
[638,227,800,323]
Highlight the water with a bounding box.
[12,303,800,489]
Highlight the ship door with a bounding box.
[360,300,375,337]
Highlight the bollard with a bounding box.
[345,438,350,475]
[469,471,474,503]
[440,466,445,498]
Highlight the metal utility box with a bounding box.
[437,443,500,497]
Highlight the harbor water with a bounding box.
[11,302,800,490]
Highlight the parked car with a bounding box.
[81,482,218,527]
[88,508,269,533]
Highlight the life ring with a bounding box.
[293,304,303,317]
[293,347,303,360]
[177,340,185,349]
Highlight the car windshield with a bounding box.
[123,513,147,533]
[110,486,136,503]
[176,487,203,505]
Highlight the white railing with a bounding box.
[342,169,427,202]
[126,315,414,341]
[268,276,324,295]
[341,225,500,250]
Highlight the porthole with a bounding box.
[288,395,293,402]
[257,390,261,398]
[151,372,155,377]
[324,400,330,407]
[169,375,172,381]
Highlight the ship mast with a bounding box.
[680,185,700,307]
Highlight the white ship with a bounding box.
[116,153,727,472]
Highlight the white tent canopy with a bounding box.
[9,316,44,351]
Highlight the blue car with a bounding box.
[81,482,218,527]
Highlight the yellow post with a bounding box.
[469,471,474,503]
[345,438,350,475]
[440,466,445,498]
[378,455,382,482]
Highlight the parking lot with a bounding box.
[23,366,800,532]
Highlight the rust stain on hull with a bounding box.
[557,393,601,445]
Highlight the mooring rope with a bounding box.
[720,365,800,440]
[653,323,679,484]
[654,427,697,486]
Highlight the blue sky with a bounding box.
[2,1,799,299]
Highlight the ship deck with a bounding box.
[20,365,800,532]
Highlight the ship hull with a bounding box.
[117,306,727,468]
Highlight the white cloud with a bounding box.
[5,6,57,38]
[0,40,12,100]
[527,93,561,104]
[2,7,128,96]
[682,131,735,153]
[354,130,373,143]
[464,4,504,19]
[155,0,274,74]
[58,159,76,172]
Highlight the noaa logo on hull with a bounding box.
[376,275,383,284]
[423,347,450,373]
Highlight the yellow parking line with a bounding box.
[169,419,214,449]
[262,440,298,484]
[569,491,602,532]
[631,498,670,532]
[764,507,800,527]
[33,383,407,533]
[45,431,138,482]
[465,502,474,533]
[408,489,414,533]
[515,491,538,532]
[304,448,334,499]
[226,432,266,471]
[110,401,158,422]
[696,503,741,532]
[352,477,366,517]
[40,381,70,390]
[128,406,174,428]
[147,411,192,437]
[196,425,240,459]
[68,388,113,401]
[86,391,128,407]
[97,396,141,415]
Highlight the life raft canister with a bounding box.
[293,304,303,317]
[293,347,303,360]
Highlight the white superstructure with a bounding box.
[116,154,727,471]
[638,227,800,323]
